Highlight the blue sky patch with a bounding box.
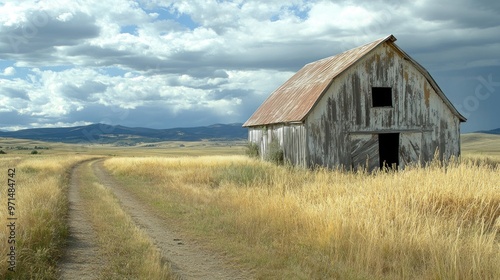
[120,25,138,35]
[149,7,199,30]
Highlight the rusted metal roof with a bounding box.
[243,34,465,127]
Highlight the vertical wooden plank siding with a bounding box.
[281,124,307,167]
[248,124,307,167]
[247,127,266,160]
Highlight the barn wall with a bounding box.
[281,124,308,167]
[422,85,461,161]
[247,123,307,167]
[305,42,461,169]
[400,132,422,167]
[248,127,266,157]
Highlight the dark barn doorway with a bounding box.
[378,133,399,169]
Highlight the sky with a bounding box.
[0,0,499,133]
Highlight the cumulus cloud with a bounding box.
[2,67,16,76]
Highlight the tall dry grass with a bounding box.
[0,155,94,279]
[105,155,500,279]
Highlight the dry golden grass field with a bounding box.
[0,154,94,278]
[462,133,500,157]
[0,134,498,279]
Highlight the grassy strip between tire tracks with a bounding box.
[77,160,174,279]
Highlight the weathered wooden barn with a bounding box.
[243,35,466,170]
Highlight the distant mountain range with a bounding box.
[0,123,247,144]
[0,123,497,144]
[478,128,500,135]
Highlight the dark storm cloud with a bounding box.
[63,45,206,76]
[66,102,211,129]
[436,66,500,132]
[0,111,34,128]
[414,0,500,29]
[57,103,132,126]
[60,81,108,101]
[63,45,158,72]
[157,39,347,75]
[64,44,133,58]
[0,11,100,58]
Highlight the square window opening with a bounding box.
[372,87,392,107]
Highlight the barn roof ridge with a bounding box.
[243,35,465,127]
[306,34,397,66]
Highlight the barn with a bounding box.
[243,35,466,170]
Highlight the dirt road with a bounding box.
[58,161,106,279]
[60,159,251,279]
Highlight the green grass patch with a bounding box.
[215,163,271,187]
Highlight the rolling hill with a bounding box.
[0,123,247,144]
[478,127,500,134]
[461,133,500,155]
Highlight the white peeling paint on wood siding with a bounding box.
[400,132,422,168]
[248,127,266,158]
[248,124,308,167]
[282,124,308,167]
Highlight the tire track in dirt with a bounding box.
[91,160,252,280]
[59,161,106,279]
